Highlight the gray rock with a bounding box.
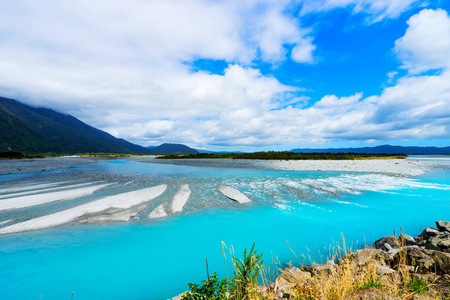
[377,265,396,276]
[417,227,440,241]
[425,237,442,251]
[303,260,336,276]
[436,220,450,233]
[415,257,435,274]
[347,249,390,266]
[431,251,450,274]
[374,236,398,250]
[399,233,416,246]
[438,239,450,250]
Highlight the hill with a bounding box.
[147,143,198,154]
[0,97,152,154]
[290,144,450,154]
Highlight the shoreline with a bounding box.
[144,156,450,177]
[2,156,450,177]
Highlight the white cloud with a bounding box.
[394,9,450,74]
[300,0,422,23]
[0,2,449,149]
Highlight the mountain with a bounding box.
[0,96,152,154]
[290,145,450,154]
[147,143,198,154]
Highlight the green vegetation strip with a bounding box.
[159,151,407,160]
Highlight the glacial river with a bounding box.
[0,157,449,299]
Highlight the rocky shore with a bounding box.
[270,220,450,299]
[174,221,450,300]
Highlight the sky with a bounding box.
[1,0,450,151]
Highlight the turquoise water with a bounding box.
[0,159,449,299]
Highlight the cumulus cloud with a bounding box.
[394,9,450,74]
[0,1,448,149]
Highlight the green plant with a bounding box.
[357,277,384,291]
[230,243,263,298]
[406,277,428,295]
[182,272,228,300]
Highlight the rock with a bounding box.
[425,237,442,251]
[347,249,390,266]
[279,267,311,282]
[434,274,450,297]
[399,233,416,246]
[344,288,396,300]
[374,236,398,250]
[376,265,396,276]
[416,227,440,241]
[436,220,450,233]
[430,251,450,274]
[415,257,435,274]
[274,277,295,291]
[303,260,336,276]
[438,239,450,250]
[393,247,431,267]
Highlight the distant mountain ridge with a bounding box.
[290,145,450,154]
[147,143,198,154]
[0,96,152,154]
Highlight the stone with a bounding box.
[436,220,450,233]
[430,251,450,274]
[374,236,398,250]
[425,237,442,251]
[417,227,440,241]
[303,260,336,276]
[344,288,396,300]
[414,257,435,274]
[399,233,416,246]
[278,267,311,282]
[438,239,450,250]
[393,247,430,267]
[348,249,390,266]
[434,274,450,297]
[376,265,396,276]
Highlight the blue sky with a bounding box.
[0,0,450,151]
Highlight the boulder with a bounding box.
[393,247,431,267]
[303,260,336,276]
[416,227,440,241]
[376,265,396,276]
[399,234,416,246]
[414,257,435,274]
[430,251,450,274]
[424,237,442,251]
[436,220,450,233]
[438,239,450,251]
[277,267,311,283]
[347,249,390,266]
[434,274,450,297]
[374,236,398,250]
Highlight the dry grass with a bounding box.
[221,236,445,300]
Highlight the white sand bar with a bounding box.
[218,185,251,204]
[0,182,104,200]
[0,184,167,235]
[148,203,168,219]
[0,181,71,195]
[171,184,191,213]
[0,183,111,211]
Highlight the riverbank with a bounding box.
[143,156,450,177]
[177,220,450,299]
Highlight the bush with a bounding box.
[182,272,227,300]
